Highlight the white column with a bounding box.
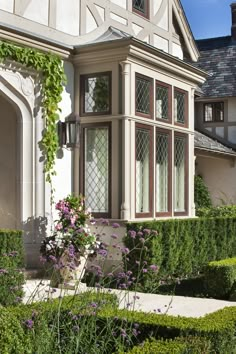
[120,61,131,220]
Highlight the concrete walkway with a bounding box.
[23,280,236,318]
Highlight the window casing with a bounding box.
[174,88,188,127]
[132,0,149,19]
[135,124,153,218]
[156,129,172,216]
[80,72,112,116]
[135,74,153,119]
[204,102,224,122]
[156,81,172,123]
[174,133,188,215]
[80,123,111,218]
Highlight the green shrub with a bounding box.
[125,217,236,289]
[0,229,24,267]
[194,175,212,209]
[124,338,187,353]
[0,229,25,305]
[0,307,29,354]
[3,296,236,354]
[125,337,211,354]
[100,306,236,354]
[197,205,236,217]
[205,257,236,298]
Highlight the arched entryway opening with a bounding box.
[0,93,19,229]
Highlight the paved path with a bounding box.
[23,280,236,318]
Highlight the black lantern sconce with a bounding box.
[58,113,81,149]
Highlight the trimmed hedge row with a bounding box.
[125,217,236,281]
[0,229,25,305]
[125,337,211,354]
[205,257,236,298]
[197,205,236,218]
[2,294,236,354]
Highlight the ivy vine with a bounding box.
[0,41,66,184]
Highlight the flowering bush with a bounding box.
[40,195,97,262]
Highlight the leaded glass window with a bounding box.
[136,127,150,213]
[133,0,148,17]
[174,135,186,212]
[136,75,152,116]
[156,132,169,213]
[84,126,109,214]
[81,73,111,115]
[174,89,186,124]
[156,85,169,120]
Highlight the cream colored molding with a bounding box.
[173,0,199,61]
[0,27,72,58]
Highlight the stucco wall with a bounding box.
[196,154,236,205]
[195,97,236,149]
[0,94,18,228]
[0,0,197,61]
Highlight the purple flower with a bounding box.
[90,302,98,308]
[149,265,159,272]
[112,223,120,228]
[142,269,148,273]
[98,249,108,257]
[39,256,47,264]
[48,255,57,263]
[143,228,151,235]
[122,247,130,255]
[111,233,118,239]
[24,319,34,329]
[128,230,136,239]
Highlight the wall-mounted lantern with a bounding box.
[58,113,81,149]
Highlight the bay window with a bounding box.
[80,72,111,116]
[135,74,153,118]
[132,0,149,19]
[156,81,171,122]
[156,129,171,215]
[135,124,153,217]
[174,88,188,127]
[174,134,188,214]
[81,123,111,217]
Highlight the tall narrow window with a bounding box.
[174,88,188,126]
[136,74,153,118]
[83,125,110,216]
[174,134,187,214]
[132,0,149,18]
[80,72,111,116]
[156,82,171,122]
[156,130,171,215]
[136,125,153,216]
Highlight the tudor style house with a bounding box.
[194,2,236,205]
[0,0,206,267]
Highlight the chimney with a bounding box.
[231,2,236,40]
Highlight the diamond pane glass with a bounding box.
[156,133,169,213]
[174,91,185,124]
[136,77,151,115]
[133,0,145,13]
[136,128,150,213]
[174,136,185,212]
[156,86,169,120]
[84,75,110,113]
[85,127,109,213]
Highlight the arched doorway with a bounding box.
[0,94,19,229]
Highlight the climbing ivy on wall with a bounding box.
[0,41,66,184]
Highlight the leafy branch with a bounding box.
[0,41,66,183]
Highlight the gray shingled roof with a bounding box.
[194,36,236,98]
[195,131,236,156]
